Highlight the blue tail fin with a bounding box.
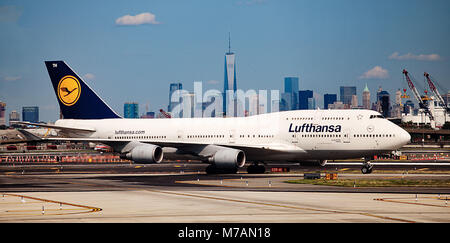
[45,61,121,119]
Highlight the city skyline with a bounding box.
[0,77,445,123]
[1,0,449,122]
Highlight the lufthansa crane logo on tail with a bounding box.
[57,75,81,106]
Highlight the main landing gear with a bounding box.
[361,158,374,174]
[205,165,238,174]
[247,162,266,174]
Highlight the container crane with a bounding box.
[424,72,450,112]
[402,69,434,121]
[159,109,172,118]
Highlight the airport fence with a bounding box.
[0,143,91,152]
[406,153,449,161]
[0,154,130,164]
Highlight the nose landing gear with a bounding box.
[361,163,373,174]
[361,158,374,174]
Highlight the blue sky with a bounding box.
[1,0,449,122]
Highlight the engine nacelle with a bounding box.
[209,148,246,169]
[123,144,163,164]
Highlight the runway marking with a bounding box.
[375,195,450,208]
[1,174,420,222]
[149,189,416,223]
[1,193,102,216]
[45,173,415,223]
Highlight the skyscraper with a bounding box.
[22,106,39,123]
[284,77,299,93]
[395,89,402,105]
[351,95,358,108]
[379,91,390,117]
[392,89,403,118]
[280,93,291,111]
[9,110,20,125]
[307,96,316,109]
[168,83,182,112]
[0,101,5,126]
[324,94,337,109]
[223,34,237,116]
[362,83,371,110]
[283,77,299,110]
[340,86,356,107]
[375,86,383,113]
[298,90,313,110]
[376,86,383,103]
[124,102,139,118]
[404,100,414,114]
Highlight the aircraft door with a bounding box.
[343,128,351,143]
[291,134,298,144]
[229,129,236,144]
[177,130,183,140]
[366,124,378,149]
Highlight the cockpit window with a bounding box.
[370,115,385,119]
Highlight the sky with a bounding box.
[1,0,449,122]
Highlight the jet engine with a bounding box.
[123,144,163,164]
[208,148,246,169]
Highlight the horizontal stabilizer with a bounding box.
[17,129,43,141]
[11,121,96,133]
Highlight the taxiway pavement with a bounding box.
[1,163,450,223]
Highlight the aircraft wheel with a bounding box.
[206,165,238,174]
[247,164,266,174]
[361,164,373,174]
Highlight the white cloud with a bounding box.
[3,76,21,82]
[83,73,95,80]
[0,6,22,23]
[207,80,220,85]
[389,52,441,61]
[115,12,160,26]
[359,66,389,79]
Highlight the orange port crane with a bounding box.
[424,72,450,112]
[159,109,172,118]
[402,69,434,120]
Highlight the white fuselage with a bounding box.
[55,109,411,162]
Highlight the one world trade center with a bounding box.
[223,34,237,117]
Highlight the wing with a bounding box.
[43,137,304,161]
[19,122,302,161]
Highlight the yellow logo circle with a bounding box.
[57,75,81,106]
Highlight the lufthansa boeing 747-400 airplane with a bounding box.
[18,61,411,174]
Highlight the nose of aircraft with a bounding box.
[399,128,411,146]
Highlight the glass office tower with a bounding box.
[124,102,139,118]
[22,106,39,123]
[340,86,357,106]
